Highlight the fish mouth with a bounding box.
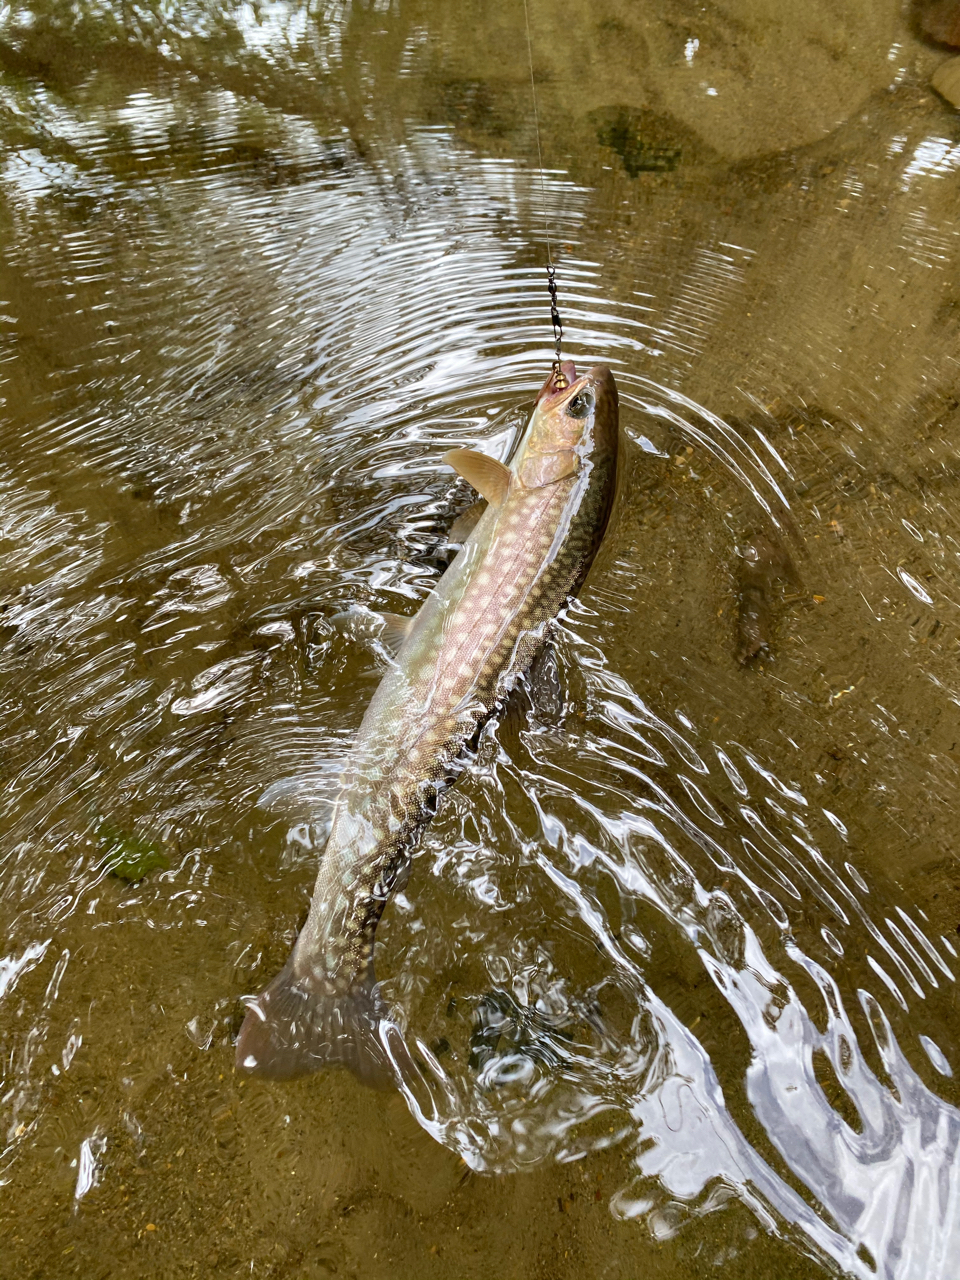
[536,361,614,412]
[536,360,579,406]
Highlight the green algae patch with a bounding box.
[97,823,170,883]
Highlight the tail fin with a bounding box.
[235,962,394,1089]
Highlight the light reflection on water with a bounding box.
[2,5,960,1277]
[381,618,960,1278]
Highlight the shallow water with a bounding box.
[1,0,960,1276]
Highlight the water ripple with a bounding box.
[1,52,959,1280]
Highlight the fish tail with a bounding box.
[235,961,393,1089]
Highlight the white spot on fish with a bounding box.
[243,1054,258,1069]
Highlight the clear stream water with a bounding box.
[1,1,960,1277]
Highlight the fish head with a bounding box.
[517,362,619,487]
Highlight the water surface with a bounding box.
[1,1,960,1276]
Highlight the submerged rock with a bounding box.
[433,0,901,161]
[918,0,960,46]
[932,55,960,105]
[591,105,684,176]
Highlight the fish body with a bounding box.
[237,362,619,1084]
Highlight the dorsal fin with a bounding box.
[443,449,512,507]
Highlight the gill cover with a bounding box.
[518,362,607,489]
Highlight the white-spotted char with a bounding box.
[236,362,619,1085]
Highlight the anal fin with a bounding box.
[331,606,414,659]
[526,640,565,723]
[377,612,414,657]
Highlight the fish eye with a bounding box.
[565,390,594,419]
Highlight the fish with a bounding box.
[236,360,620,1086]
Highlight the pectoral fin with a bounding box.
[443,449,512,507]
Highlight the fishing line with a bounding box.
[521,0,566,387]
